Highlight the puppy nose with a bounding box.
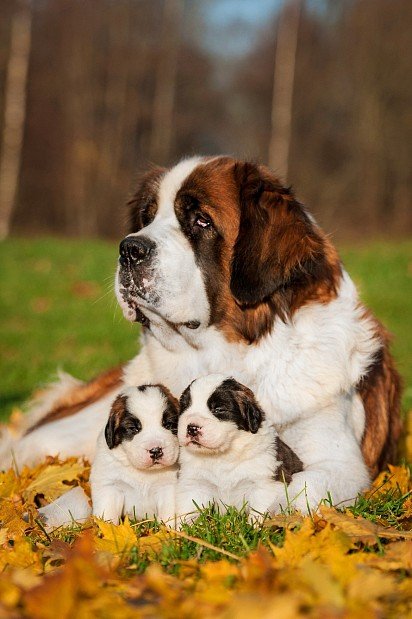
[187,424,201,438]
[149,446,163,460]
[119,236,154,266]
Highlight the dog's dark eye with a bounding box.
[212,407,229,421]
[162,412,178,435]
[163,421,177,431]
[194,214,211,229]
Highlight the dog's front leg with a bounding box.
[175,481,215,526]
[246,481,282,523]
[272,405,370,514]
[92,485,124,523]
[156,483,176,525]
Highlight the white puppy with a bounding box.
[90,384,179,523]
[176,374,303,522]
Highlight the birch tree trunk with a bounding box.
[0,0,32,240]
[268,0,302,181]
[149,0,184,165]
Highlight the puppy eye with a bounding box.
[194,214,211,229]
[163,420,178,434]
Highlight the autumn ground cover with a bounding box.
[0,237,411,617]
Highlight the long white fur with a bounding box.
[0,155,374,514]
[176,374,284,522]
[90,386,178,523]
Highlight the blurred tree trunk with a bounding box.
[149,0,184,165]
[94,0,132,235]
[269,0,302,181]
[63,3,101,237]
[0,0,31,240]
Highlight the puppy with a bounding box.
[90,384,179,523]
[176,374,303,522]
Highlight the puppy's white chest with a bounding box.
[122,482,156,519]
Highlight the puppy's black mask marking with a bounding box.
[206,378,265,434]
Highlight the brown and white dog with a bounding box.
[0,156,402,512]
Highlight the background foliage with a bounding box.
[0,0,411,238]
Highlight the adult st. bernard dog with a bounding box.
[0,156,402,511]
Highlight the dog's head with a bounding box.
[178,374,265,455]
[116,156,341,343]
[105,385,179,469]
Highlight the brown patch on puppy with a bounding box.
[128,166,166,233]
[176,158,342,344]
[358,315,402,477]
[26,365,124,434]
[104,393,139,449]
[275,437,304,484]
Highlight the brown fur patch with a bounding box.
[275,437,304,484]
[108,393,128,432]
[127,166,166,233]
[358,315,403,476]
[26,365,124,434]
[177,158,342,344]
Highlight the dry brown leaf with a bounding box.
[263,512,305,530]
[22,460,87,504]
[361,540,412,571]
[319,506,412,544]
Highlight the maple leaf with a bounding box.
[94,517,138,556]
[0,537,42,573]
[0,497,28,538]
[23,533,134,619]
[368,464,410,498]
[0,469,18,499]
[319,506,412,544]
[22,460,87,504]
[361,540,412,571]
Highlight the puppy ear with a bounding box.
[222,379,264,434]
[179,383,193,414]
[238,395,264,434]
[127,166,166,233]
[230,162,331,306]
[104,394,127,449]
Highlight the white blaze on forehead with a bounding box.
[188,374,231,410]
[123,386,168,426]
[157,156,203,220]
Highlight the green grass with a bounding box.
[0,237,411,420]
[52,486,411,576]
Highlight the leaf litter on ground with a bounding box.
[0,457,411,618]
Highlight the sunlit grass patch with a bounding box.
[0,237,411,419]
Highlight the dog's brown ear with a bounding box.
[104,394,128,449]
[230,162,331,306]
[239,397,264,434]
[127,166,166,233]
[221,379,265,434]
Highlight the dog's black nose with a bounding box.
[187,424,201,438]
[119,236,154,266]
[149,446,163,460]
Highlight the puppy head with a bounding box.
[178,374,265,455]
[105,385,179,469]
